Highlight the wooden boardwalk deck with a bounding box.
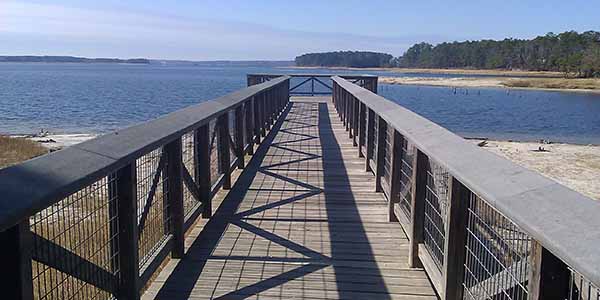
[143,97,438,300]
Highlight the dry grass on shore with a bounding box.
[0,135,47,169]
[502,78,600,91]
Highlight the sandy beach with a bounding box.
[474,140,600,200]
[14,133,98,150]
[379,76,600,93]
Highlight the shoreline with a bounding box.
[283,66,564,78]
[378,76,600,94]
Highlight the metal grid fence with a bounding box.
[397,136,414,219]
[423,158,450,270]
[382,122,393,190]
[181,132,198,218]
[569,269,600,300]
[209,118,221,186]
[30,175,118,300]
[463,193,531,300]
[136,147,170,268]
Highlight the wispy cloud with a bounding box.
[0,1,439,60]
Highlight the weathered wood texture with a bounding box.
[142,97,438,300]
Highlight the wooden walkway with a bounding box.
[143,97,438,299]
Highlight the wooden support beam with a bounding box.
[441,177,470,300]
[218,113,231,190]
[352,97,359,147]
[245,100,254,155]
[0,221,33,300]
[387,130,402,222]
[375,117,386,192]
[260,93,266,137]
[409,150,428,268]
[253,95,261,145]
[234,105,245,168]
[196,125,212,218]
[365,108,375,172]
[358,103,366,158]
[115,163,140,300]
[528,241,572,300]
[165,138,184,258]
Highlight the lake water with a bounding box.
[1,63,600,144]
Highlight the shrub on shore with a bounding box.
[0,135,47,169]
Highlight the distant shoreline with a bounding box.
[285,66,564,78]
[0,55,150,64]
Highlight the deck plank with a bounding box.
[143,96,438,300]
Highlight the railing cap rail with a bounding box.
[0,75,290,232]
[248,73,378,79]
[332,75,600,287]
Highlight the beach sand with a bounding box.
[474,140,600,200]
[15,133,98,150]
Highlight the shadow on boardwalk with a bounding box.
[145,98,437,300]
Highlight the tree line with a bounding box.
[295,51,393,68]
[295,31,600,78]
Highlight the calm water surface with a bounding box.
[1,63,600,144]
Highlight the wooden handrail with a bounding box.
[332,75,600,298]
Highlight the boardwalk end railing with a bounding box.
[0,76,291,300]
[332,76,600,300]
[248,73,377,96]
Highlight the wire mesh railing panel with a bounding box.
[423,158,450,270]
[569,269,600,300]
[181,131,198,218]
[398,136,415,219]
[136,147,170,268]
[373,116,380,163]
[367,110,375,164]
[382,123,393,188]
[228,110,236,168]
[30,175,118,300]
[209,118,221,186]
[463,193,531,300]
[242,103,249,149]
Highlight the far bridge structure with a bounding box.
[0,73,598,300]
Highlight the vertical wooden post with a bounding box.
[345,94,351,132]
[375,117,386,192]
[387,130,402,222]
[358,103,366,158]
[234,105,245,169]
[0,221,33,300]
[348,97,354,139]
[409,150,428,268]
[116,163,140,300]
[218,113,231,190]
[196,125,212,218]
[441,177,470,300]
[245,100,254,155]
[528,241,571,300]
[352,97,359,147]
[253,95,261,145]
[365,109,375,172]
[165,138,184,258]
[260,93,266,138]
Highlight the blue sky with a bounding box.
[1,0,598,60]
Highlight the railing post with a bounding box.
[348,96,354,138]
[0,221,33,300]
[165,138,184,258]
[260,93,266,138]
[196,125,212,218]
[253,95,261,145]
[358,103,366,158]
[528,241,571,300]
[365,108,375,172]
[375,116,386,192]
[115,163,140,300]
[235,105,245,169]
[387,130,402,222]
[246,100,254,155]
[218,113,231,190]
[409,150,428,268]
[441,177,470,300]
[352,97,359,147]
